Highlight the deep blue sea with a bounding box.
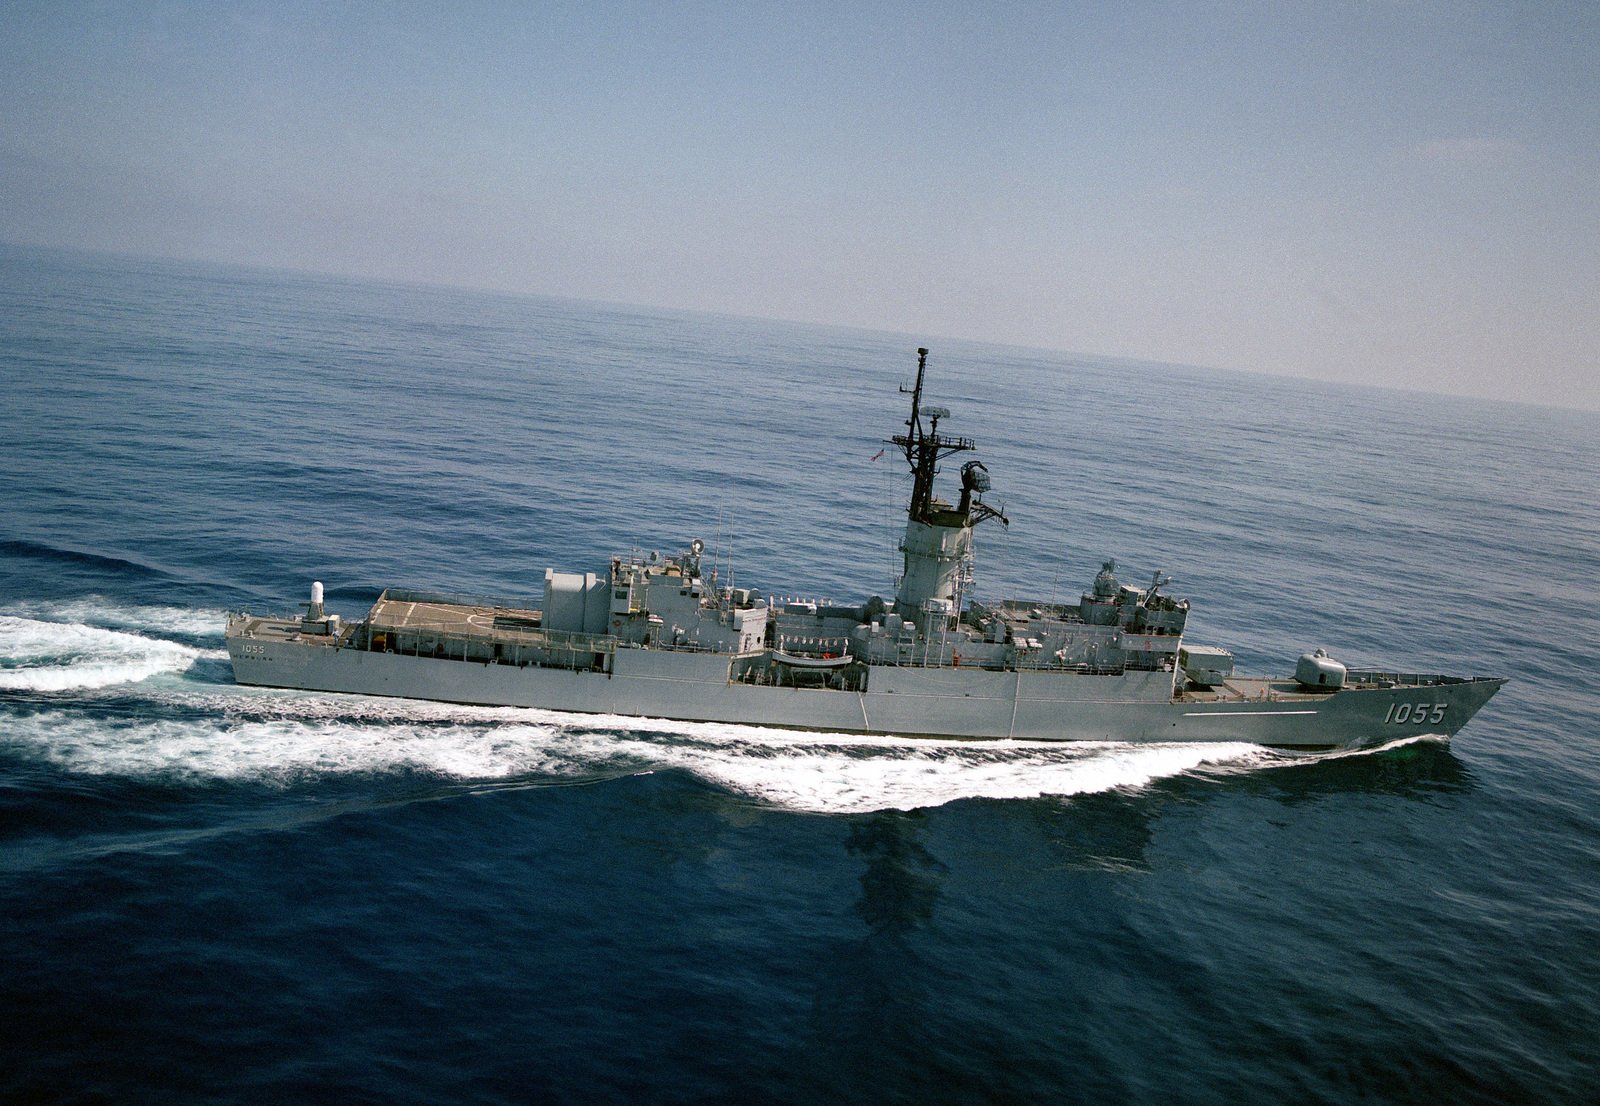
[2,242,1598,1104]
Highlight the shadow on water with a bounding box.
[1029,788,1158,873]
[993,739,1477,877]
[1215,737,1477,806]
[777,740,1487,1101]
[797,811,953,1101]
[846,811,947,936]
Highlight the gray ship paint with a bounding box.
[227,349,1504,749]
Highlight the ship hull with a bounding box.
[223,347,1506,750]
[226,635,1504,749]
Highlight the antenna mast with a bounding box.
[889,348,1006,528]
[891,348,978,524]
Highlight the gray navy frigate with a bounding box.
[227,348,1504,748]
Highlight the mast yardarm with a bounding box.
[890,348,1007,528]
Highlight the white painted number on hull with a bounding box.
[1384,702,1447,725]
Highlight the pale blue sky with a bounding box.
[3,1,1596,408]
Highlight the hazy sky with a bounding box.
[3,1,1596,409]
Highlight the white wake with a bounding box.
[2,598,1296,812]
[0,614,211,691]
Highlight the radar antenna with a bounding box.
[890,348,1005,527]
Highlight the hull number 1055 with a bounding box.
[1384,702,1447,725]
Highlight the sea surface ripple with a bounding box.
[2,244,1597,1104]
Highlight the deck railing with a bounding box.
[381,586,544,614]
[1344,670,1479,687]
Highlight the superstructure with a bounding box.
[227,349,1503,747]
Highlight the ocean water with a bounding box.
[2,242,1597,1104]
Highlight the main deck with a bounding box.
[228,593,1496,714]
